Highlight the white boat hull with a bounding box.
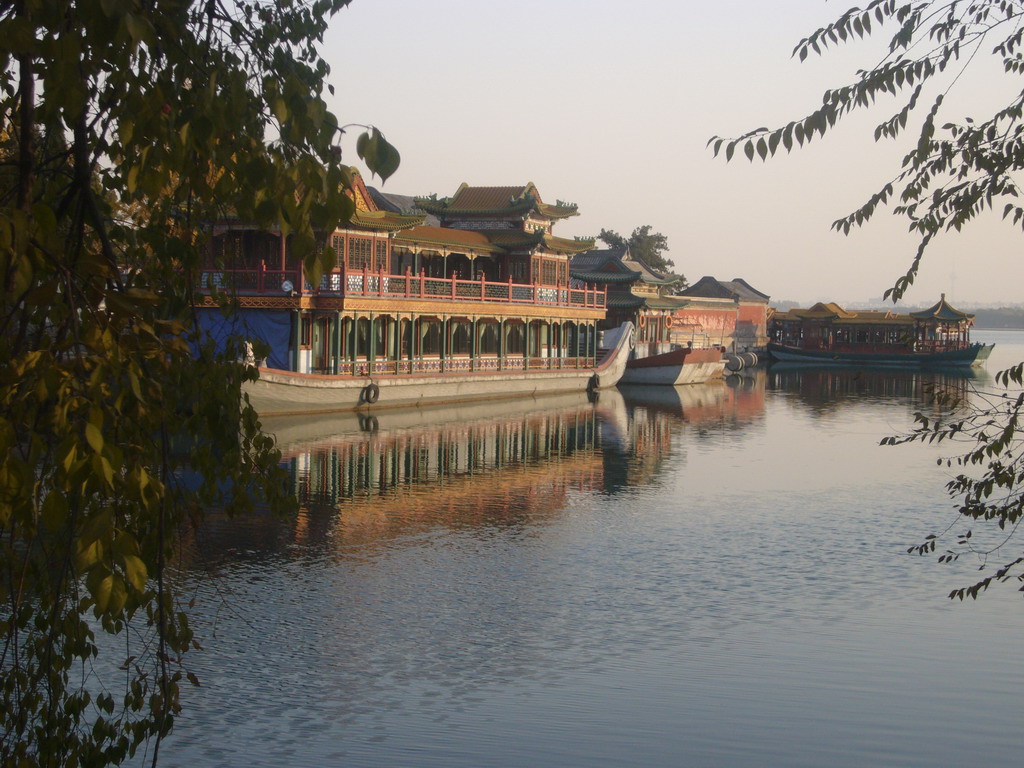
[619,347,726,386]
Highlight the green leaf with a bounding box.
[123,13,151,48]
[85,423,104,454]
[123,555,148,592]
[42,490,69,531]
[93,575,114,612]
[357,128,401,182]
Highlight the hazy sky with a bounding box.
[322,0,1024,306]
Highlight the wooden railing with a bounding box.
[776,338,974,354]
[315,355,595,377]
[197,265,605,309]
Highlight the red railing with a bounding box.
[198,265,605,309]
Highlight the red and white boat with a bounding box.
[619,346,726,386]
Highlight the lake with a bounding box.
[154,329,1024,767]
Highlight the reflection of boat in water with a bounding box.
[261,390,600,446]
[268,391,605,518]
[617,381,727,417]
[184,393,609,565]
[619,347,726,386]
[767,362,988,380]
[618,372,766,428]
[766,362,985,409]
[769,296,994,367]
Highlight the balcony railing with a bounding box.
[197,265,606,309]
[316,355,595,377]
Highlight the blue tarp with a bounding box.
[195,309,292,370]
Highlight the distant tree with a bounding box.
[711,0,1024,600]
[598,225,676,274]
[0,0,398,764]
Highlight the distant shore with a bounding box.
[961,308,1024,329]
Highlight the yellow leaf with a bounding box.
[108,576,127,613]
[123,554,148,592]
[93,574,114,612]
[62,443,77,473]
[76,538,103,571]
[98,455,114,487]
[85,423,104,453]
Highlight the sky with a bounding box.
[321,0,1024,306]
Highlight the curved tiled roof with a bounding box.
[774,306,914,325]
[680,276,770,302]
[543,235,594,254]
[570,270,640,284]
[394,225,501,253]
[484,230,546,249]
[606,295,647,309]
[349,209,424,232]
[416,183,579,219]
[910,294,974,321]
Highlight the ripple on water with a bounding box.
[151,366,1024,768]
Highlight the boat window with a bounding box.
[479,323,499,355]
[374,239,388,272]
[506,323,524,355]
[374,318,388,358]
[349,237,373,271]
[356,317,370,358]
[300,315,312,348]
[420,320,441,356]
[451,322,472,356]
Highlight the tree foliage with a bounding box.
[712,0,1024,598]
[598,225,676,274]
[0,0,398,764]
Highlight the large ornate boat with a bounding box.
[196,175,632,415]
[768,296,993,367]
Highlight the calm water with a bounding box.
[155,330,1024,767]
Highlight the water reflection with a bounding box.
[766,362,987,415]
[188,363,981,564]
[159,362,1024,768]
[185,382,771,566]
[276,379,769,509]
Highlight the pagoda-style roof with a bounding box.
[349,208,425,232]
[680,276,771,303]
[604,294,687,311]
[774,303,913,325]
[909,294,974,322]
[606,294,647,309]
[543,234,595,255]
[208,169,425,235]
[342,170,425,232]
[394,225,503,254]
[367,187,441,226]
[643,295,690,310]
[570,270,639,284]
[730,278,771,303]
[416,182,579,220]
[570,247,678,286]
[482,230,546,249]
